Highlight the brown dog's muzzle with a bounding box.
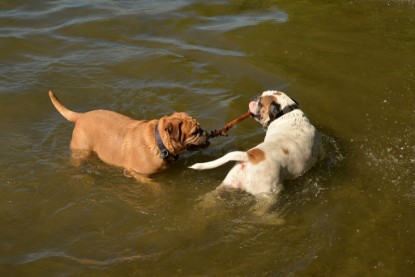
[186,130,210,151]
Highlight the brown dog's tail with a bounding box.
[48,90,80,122]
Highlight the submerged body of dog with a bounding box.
[49,90,209,177]
[191,90,323,197]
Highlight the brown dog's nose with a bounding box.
[200,130,210,146]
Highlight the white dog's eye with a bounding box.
[258,99,263,109]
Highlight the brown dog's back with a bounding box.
[48,90,153,171]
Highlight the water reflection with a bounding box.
[195,9,288,31]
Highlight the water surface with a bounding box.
[1,0,414,275]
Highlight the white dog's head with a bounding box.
[249,90,299,128]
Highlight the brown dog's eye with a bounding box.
[165,124,173,133]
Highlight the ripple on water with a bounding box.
[195,9,288,32]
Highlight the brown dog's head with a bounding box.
[158,112,210,155]
[249,90,299,128]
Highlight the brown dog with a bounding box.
[49,90,209,176]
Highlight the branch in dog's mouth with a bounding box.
[209,111,253,138]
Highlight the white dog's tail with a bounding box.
[49,90,80,122]
[190,151,248,170]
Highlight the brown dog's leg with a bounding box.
[70,149,91,167]
[125,170,162,195]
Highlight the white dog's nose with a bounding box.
[249,101,257,114]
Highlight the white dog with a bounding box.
[190,90,323,198]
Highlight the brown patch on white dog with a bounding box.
[247,148,265,164]
[260,96,277,116]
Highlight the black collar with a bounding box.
[275,104,298,119]
[267,104,298,127]
[155,124,178,162]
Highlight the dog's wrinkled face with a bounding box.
[160,112,209,155]
[249,90,298,128]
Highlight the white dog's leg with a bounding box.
[250,193,285,225]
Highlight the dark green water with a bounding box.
[1,0,414,276]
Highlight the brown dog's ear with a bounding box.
[165,120,182,142]
[165,123,173,134]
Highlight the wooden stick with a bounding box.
[209,111,252,138]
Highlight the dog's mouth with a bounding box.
[187,141,210,151]
[186,131,210,151]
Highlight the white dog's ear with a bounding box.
[268,102,282,121]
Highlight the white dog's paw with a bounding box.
[189,163,203,170]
